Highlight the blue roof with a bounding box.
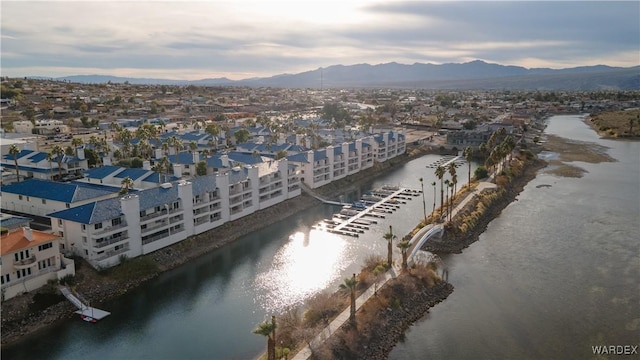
[141,172,178,184]
[48,198,122,225]
[168,151,196,165]
[287,152,309,163]
[114,168,150,180]
[313,149,327,161]
[192,174,218,195]
[29,152,48,163]
[228,152,264,165]
[333,147,343,155]
[229,167,249,184]
[206,155,227,169]
[3,150,33,160]
[138,185,179,211]
[84,165,122,180]
[0,215,33,228]
[1,179,119,203]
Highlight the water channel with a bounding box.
[4,151,474,359]
[390,115,640,359]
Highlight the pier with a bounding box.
[314,186,420,237]
[60,286,110,322]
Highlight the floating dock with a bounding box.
[315,186,419,237]
[60,286,110,322]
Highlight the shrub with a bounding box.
[474,166,488,180]
[59,274,76,286]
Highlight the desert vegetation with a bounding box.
[588,109,640,138]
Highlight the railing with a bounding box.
[140,210,168,222]
[94,246,129,261]
[93,234,129,249]
[14,256,36,269]
[93,221,128,236]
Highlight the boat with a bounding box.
[81,314,97,323]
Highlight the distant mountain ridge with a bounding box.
[51,60,639,90]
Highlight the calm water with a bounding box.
[3,151,476,359]
[390,115,640,359]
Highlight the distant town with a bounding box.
[1,77,639,301]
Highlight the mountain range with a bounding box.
[53,60,639,90]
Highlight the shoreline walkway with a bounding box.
[292,267,399,360]
[291,180,498,359]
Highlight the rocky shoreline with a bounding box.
[1,145,435,347]
[423,158,547,254]
[355,281,454,360]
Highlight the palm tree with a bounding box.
[444,179,451,221]
[253,316,277,360]
[435,165,446,219]
[464,146,473,188]
[447,162,458,194]
[120,176,134,195]
[419,177,426,223]
[71,137,84,149]
[9,144,20,182]
[46,152,54,180]
[397,240,411,272]
[479,142,488,162]
[383,225,396,268]
[340,274,358,326]
[51,145,65,180]
[431,181,436,215]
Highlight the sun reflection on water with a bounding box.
[255,229,349,313]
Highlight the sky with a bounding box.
[1,1,639,80]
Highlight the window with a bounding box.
[112,218,122,226]
[58,219,63,226]
[38,242,53,251]
[82,224,86,231]
[82,236,87,243]
[85,250,88,255]
[18,195,23,200]
[66,203,70,208]
[42,199,47,204]
[95,223,102,230]
[140,210,146,217]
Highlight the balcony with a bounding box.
[93,221,128,236]
[93,234,129,249]
[140,209,168,222]
[14,255,36,269]
[94,246,129,261]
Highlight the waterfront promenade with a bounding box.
[292,180,496,359]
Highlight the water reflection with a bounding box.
[256,230,349,312]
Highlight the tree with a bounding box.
[447,162,458,194]
[435,165,446,218]
[51,145,65,180]
[120,176,134,195]
[46,152,54,180]
[340,274,358,326]
[196,160,207,176]
[71,137,84,148]
[464,146,473,188]
[383,225,396,268]
[233,128,250,144]
[397,240,411,272]
[253,316,277,360]
[444,179,451,221]
[275,150,287,160]
[431,181,437,215]
[9,144,20,182]
[474,166,488,180]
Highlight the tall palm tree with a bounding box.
[479,142,488,162]
[431,181,436,215]
[444,179,451,221]
[52,145,65,180]
[435,165,446,218]
[397,240,411,272]
[447,162,458,194]
[419,177,426,223]
[464,146,473,188]
[120,176,134,195]
[9,144,20,182]
[383,225,396,268]
[340,274,358,326]
[253,316,277,360]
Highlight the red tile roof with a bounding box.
[1,228,59,255]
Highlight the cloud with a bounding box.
[1,1,638,79]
